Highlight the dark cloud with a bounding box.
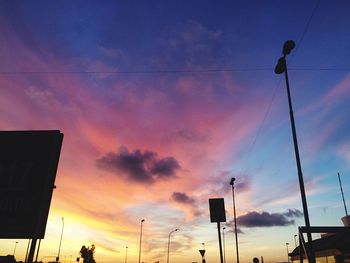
[224,221,244,234]
[284,209,303,218]
[171,192,203,217]
[237,210,302,228]
[235,180,251,193]
[96,146,180,183]
[150,157,180,177]
[171,192,195,204]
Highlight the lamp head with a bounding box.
[223,227,226,230]
[230,177,236,185]
[282,40,295,55]
[141,219,145,222]
[274,57,286,74]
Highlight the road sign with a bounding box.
[0,130,64,238]
[199,250,206,257]
[209,198,226,222]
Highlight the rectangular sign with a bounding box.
[209,198,226,223]
[0,130,63,238]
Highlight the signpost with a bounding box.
[209,198,226,263]
[0,130,64,262]
[199,249,206,263]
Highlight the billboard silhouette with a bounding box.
[0,130,63,238]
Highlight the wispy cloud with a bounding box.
[171,192,203,218]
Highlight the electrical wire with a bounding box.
[238,0,322,178]
[0,68,348,75]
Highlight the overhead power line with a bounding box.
[238,0,322,177]
[0,67,348,75]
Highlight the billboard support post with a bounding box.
[209,198,226,263]
[27,238,37,263]
[217,222,224,263]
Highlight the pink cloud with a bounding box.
[0,18,276,248]
[301,73,350,115]
[338,141,350,165]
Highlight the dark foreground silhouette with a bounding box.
[80,245,96,263]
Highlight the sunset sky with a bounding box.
[1,1,350,263]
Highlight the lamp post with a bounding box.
[125,246,128,263]
[222,227,226,263]
[13,241,18,257]
[202,243,205,250]
[286,243,290,263]
[167,229,179,263]
[293,235,297,247]
[138,219,145,263]
[274,40,314,263]
[57,217,64,262]
[230,177,239,263]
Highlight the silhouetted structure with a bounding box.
[0,130,64,263]
[289,230,350,262]
[209,198,226,263]
[274,41,315,263]
[80,245,96,263]
[0,255,16,263]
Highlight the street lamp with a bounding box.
[274,40,314,263]
[230,177,239,263]
[222,227,226,263]
[125,246,128,263]
[13,241,18,257]
[294,235,297,247]
[286,243,290,263]
[138,219,145,263]
[167,229,179,263]
[57,217,64,262]
[202,243,205,250]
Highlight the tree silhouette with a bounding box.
[80,244,96,263]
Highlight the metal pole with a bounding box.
[57,217,65,262]
[283,57,315,263]
[222,227,226,263]
[167,229,178,263]
[217,222,224,263]
[25,240,31,263]
[124,246,128,263]
[286,243,290,263]
[167,232,171,263]
[35,239,42,262]
[13,241,18,257]
[230,178,240,263]
[294,235,297,247]
[138,219,145,263]
[27,239,37,263]
[337,172,348,216]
